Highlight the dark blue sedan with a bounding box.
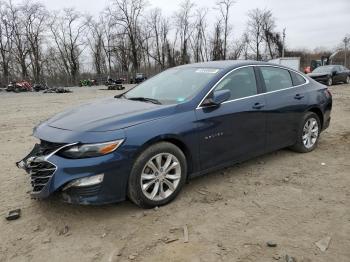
[17,61,332,208]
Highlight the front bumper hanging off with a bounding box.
[16,140,131,205]
[16,142,67,197]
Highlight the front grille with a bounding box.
[18,140,65,193]
[27,157,56,192]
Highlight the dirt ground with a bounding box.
[0,84,349,262]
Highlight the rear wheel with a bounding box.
[128,142,187,208]
[326,77,333,86]
[291,112,321,153]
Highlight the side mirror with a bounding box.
[201,89,231,107]
[332,71,337,76]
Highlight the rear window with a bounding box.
[260,67,293,92]
[290,71,306,86]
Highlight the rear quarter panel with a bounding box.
[304,79,332,130]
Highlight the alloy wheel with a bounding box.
[140,153,181,201]
[327,78,333,86]
[302,118,319,149]
[346,76,350,84]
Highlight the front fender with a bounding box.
[124,110,200,174]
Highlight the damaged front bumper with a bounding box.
[17,140,132,205]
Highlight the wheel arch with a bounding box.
[307,107,324,129]
[135,134,195,176]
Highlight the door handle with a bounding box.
[294,94,304,100]
[252,102,265,110]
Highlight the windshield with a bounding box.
[313,66,334,73]
[125,67,221,104]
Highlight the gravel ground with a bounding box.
[0,84,349,262]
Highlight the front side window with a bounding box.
[260,67,293,92]
[214,67,258,100]
[125,67,221,104]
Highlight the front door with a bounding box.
[195,66,266,171]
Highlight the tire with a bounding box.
[345,76,350,84]
[326,77,333,86]
[290,112,321,153]
[128,142,187,208]
[14,87,20,93]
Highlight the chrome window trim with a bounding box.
[196,64,309,110]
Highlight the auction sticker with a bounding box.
[195,68,220,74]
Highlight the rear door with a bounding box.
[195,66,266,170]
[257,66,309,151]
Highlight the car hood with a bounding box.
[46,97,176,132]
[307,72,330,77]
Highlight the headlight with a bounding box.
[58,139,124,159]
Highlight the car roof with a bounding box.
[178,60,273,70]
[317,65,335,68]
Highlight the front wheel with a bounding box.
[345,76,350,84]
[128,142,187,208]
[327,77,333,86]
[291,112,321,153]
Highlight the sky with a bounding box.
[20,0,350,50]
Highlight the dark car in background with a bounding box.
[307,65,350,86]
[17,61,332,208]
[106,77,126,85]
[133,73,147,84]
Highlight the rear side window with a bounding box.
[290,71,306,86]
[215,67,258,100]
[260,67,293,92]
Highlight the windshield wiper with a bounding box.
[127,97,162,105]
[114,93,127,98]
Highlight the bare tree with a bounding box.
[174,0,195,64]
[100,7,117,75]
[23,1,47,82]
[229,35,248,59]
[247,8,264,60]
[241,32,250,59]
[261,9,277,59]
[211,21,223,60]
[113,30,130,75]
[0,1,14,84]
[42,46,68,86]
[0,0,296,86]
[8,1,29,79]
[87,15,106,76]
[50,8,87,84]
[147,8,170,69]
[112,0,147,78]
[191,8,209,62]
[215,0,235,60]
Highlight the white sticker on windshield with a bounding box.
[195,68,220,74]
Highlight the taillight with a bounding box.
[326,88,332,97]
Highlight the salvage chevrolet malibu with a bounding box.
[17,61,332,208]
